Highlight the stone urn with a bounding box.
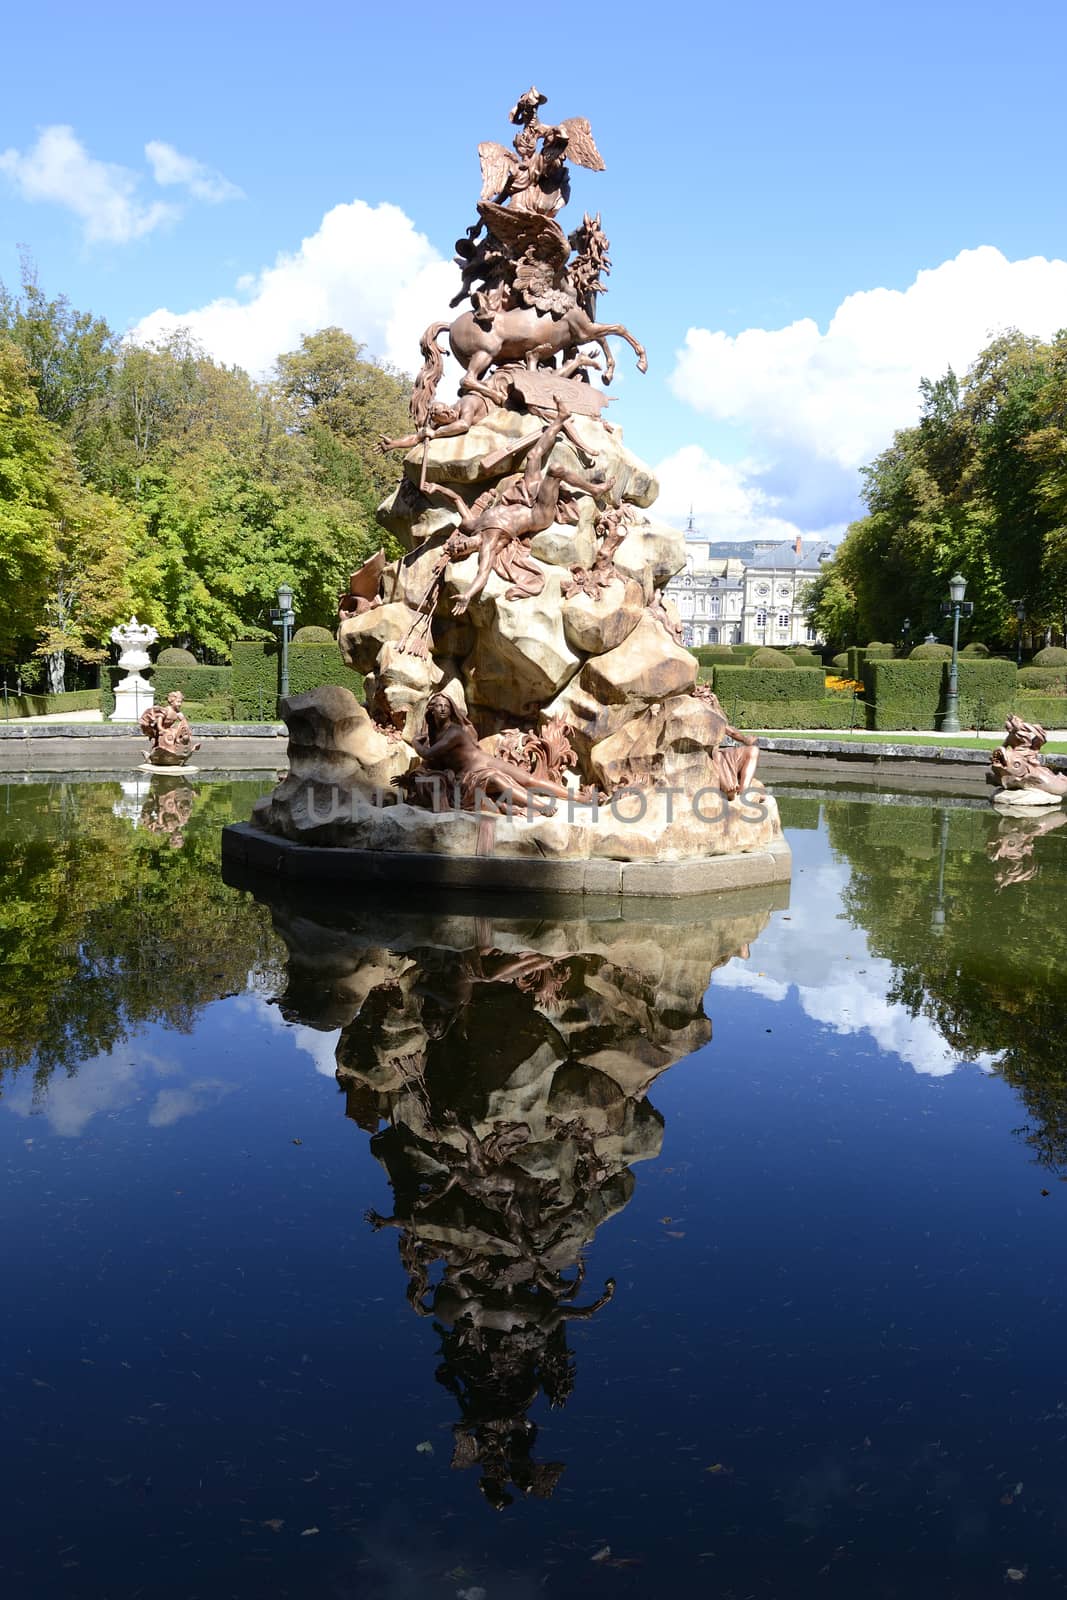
[109,617,158,722]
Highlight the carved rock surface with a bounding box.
[561,577,645,656]
[589,694,722,792]
[614,517,686,593]
[253,685,416,839]
[460,562,584,718]
[542,676,636,766]
[370,641,443,741]
[255,782,783,862]
[579,614,697,707]
[339,601,417,674]
[377,478,459,551]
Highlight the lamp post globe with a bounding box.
[273,582,296,703]
[941,574,967,735]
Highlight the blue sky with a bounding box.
[3,0,1067,543]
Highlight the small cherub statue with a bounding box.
[140,691,201,768]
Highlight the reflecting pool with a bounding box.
[2,777,1067,1598]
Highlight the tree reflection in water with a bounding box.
[0,779,282,1091]
[248,883,783,1507]
[821,792,1067,1171]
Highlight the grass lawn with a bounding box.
[754,728,1067,754]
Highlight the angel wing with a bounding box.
[478,141,518,203]
[476,202,570,272]
[557,117,605,172]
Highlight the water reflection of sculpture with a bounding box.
[256,889,780,1507]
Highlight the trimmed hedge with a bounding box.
[292,625,335,644]
[1013,694,1067,728]
[863,658,1017,730]
[157,646,198,666]
[713,664,825,703]
[953,660,1016,730]
[909,642,952,660]
[692,645,737,665]
[231,639,361,719]
[2,688,101,718]
[832,651,849,670]
[960,641,990,657]
[1017,666,1067,692]
[1034,646,1067,667]
[749,647,794,669]
[723,697,860,730]
[102,664,232,717]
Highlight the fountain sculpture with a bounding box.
[226,89,790,895]
[987,715,1067,807]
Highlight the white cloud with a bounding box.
[0,124,177,244]
[671,246,1067,473]
[145,140,243,203]
[654,443,847,545]
[130,198,460,377]
[714,849,999,1079]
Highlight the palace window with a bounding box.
[709,596,721,616]
[755,609,767,628]
[777,612,790,630]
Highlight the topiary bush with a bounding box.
[749,647,794,669]
[863,658,1016,729]
[1033,646,1067,667]
[714,664,825,702]
[718,697,859,730]
[909,642,953,660]
[832,651,849,670]
[864,642,895,659]
[1013,694,1067,728]
[960,641,991,657]
[1017,666,1067,692]
[102,664,232,717]
[231,638,360,719]
[292,625,335,644]
[692,645,736,664]
[156,646,198,667]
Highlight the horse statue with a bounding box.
[411,301,647,429]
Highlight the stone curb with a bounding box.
[753,735,1067,770]
[221,821,792,899]
[0,722,286,739]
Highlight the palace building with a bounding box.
[666,516,834,648]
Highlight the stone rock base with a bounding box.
[990,786,1064,808]
[222,820,791,898]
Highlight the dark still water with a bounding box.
[2,776,1067,1599]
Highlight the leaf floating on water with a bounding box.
[301,1526,320,1537]
[705,1463,733,1475]
[591,1546,612,1563]
[1006,1568,1026,1582]
[292,1138,303,1146]
[665,1230,685,1239]
[457,1589,487,1600]
[415,1440,434,1455]
[261,1519,284,1533]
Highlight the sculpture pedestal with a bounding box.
[111,674,154,723]
[990,786,1063,809]
[222,821,791,899]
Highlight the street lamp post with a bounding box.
[272,582,296,703]
[939,573,970,734]
[1014,600,1026,666]
[902,616,911,654]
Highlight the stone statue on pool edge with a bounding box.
[140,691,201,768]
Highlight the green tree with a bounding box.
[0,253,117,462]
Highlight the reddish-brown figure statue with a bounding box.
[140,691,200,767]
[432,402,614,613]
[398,693,585,816]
